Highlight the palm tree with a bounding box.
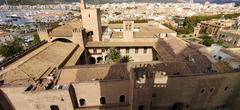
[120,55,132,63]
[107,47,121,62]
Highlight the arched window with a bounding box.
[224,86,229,91]
[100,97,106,104]
[171,102,184,110]
[97,57,103,63]
[50,105,59,110]
[152,93,156,98]
[120,95,125,102]
[89,57,96,64]
[79,98,86,106]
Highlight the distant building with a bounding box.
[198,19,235,37]
[218,30,240,47]
[200,44,240,70]
[217,17,240,47]
[172,16,185,28]
[0,31,14,45]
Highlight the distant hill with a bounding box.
[0,0,240,5]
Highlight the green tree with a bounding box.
[162,23,176,31]
[31,34,41,46]
[107,47,121,62]
[120,55,132,63]
[216,39,224,46]
[0,44,23,57]
[176,13,240,34]
[200,35,214,46]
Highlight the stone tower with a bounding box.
[81,0,102,42]
[123,21,134,40]
[37,28,49,41]
[72,28,85,47]
[80,0,86,9]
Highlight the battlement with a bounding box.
[37,28,48,33]
[72,28,82,33]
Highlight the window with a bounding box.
[117,48,120,53]
[50,105,59,110]
[102,49,105,52]
[135,48,139,54]
[93,49,97,53]
[129,25,132,30]
[79,98,86,106]
[100,97,106,104]
[144,48,147,54]
[138,105,144,110]
[224,86,229,91]
[88,31,94,36]
[88,14,90,18]
[172,103,184,110]
[126,48,129,54]
[120,95,125,103]
[200,88,205,94]
[125,25,128,30]
[152,93,156,98]
[210,87,215,93]
[234,41,237,45]
[218,56,222,60]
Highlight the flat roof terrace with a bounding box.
[108,23,176,38]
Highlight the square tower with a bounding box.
[123,21,134,40]
[81,0,102,42]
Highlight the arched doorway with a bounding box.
[89,57,96,64]
[105,55,109,61]
[50,105,59,110]
[138,105,144,110]
[97,57,103,63]
[87,31,93,41]
[120,95,125,103]
[0,104,4,110]
[171,102,184,110]
[100,97,106,104]
[79,98,86,106]
[52,38,72,43]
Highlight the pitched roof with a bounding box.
[49,20,82,37]
[0,42,78,83]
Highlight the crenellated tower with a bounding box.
[80,0,102,42]
[72,28,85,47]
[37,28,49,41]
[80,0,86,9]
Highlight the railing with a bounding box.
[0,40,48,69]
